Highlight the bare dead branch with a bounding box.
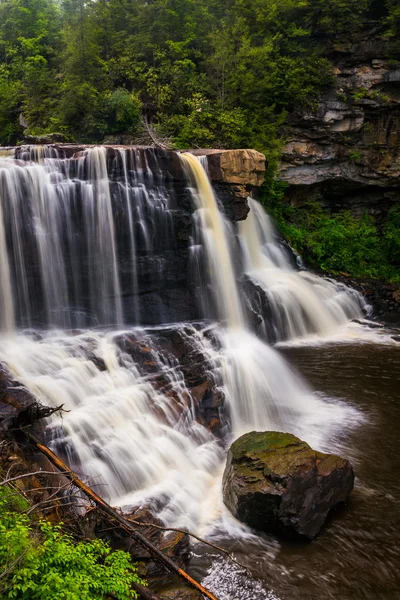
[124,516,248,572]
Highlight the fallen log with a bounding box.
[24,429,219,600]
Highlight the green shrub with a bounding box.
[105,88,142,135]
[0,486,144,600]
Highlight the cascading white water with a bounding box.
[180,153,335,436]
[79,147,123,327]
[239,198,367,341]
[0,327,225,531]
[0,146,364,546]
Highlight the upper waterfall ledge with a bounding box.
[7,144,267,221]
[191,148,266,221]
[190,148,266,187]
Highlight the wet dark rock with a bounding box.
[222,431,354,539]
[158,587,204,600]
[115,324,227,434]
[332,274,400,324]
[0,362,55,431]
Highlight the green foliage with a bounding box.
[353,87,368,99]
[263,184,400,282]
[0,0,62,142]
[382,205,400,267]
[105,89,142,135]
[0,486,143,600]
[348,150,362,162]
[0,0,376,148]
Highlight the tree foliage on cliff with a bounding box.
[265,186,400,282]
[0,0,389,151]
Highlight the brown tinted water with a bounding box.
[190,341,400,600]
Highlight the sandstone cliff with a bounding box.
[279,28,400,217]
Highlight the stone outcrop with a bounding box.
[192,149,266,220]
[222,431,354,539]
[115,323,226,434]
[279,30,400,216]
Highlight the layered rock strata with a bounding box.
[279,31,400,216]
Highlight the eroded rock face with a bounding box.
[114,323,227,435]
[279,31,400,216]
[222,431,354,539]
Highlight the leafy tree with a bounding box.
[0,0,62,141]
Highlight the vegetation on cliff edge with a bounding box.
[264,184,400,283]
[0,0,394,154]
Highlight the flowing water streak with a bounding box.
[239,198,367,341]
[180,152,245,329]
[118,149,140,323]
[0,161,15,331]
[80,147,123,327]
[180,153,326,436]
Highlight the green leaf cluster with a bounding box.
[0,486,143,600]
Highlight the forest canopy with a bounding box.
[0,0,396,156]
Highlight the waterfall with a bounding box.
[180,152,245,329]
[0,146,363,536]
[238,198,367,341]
[0,146,178,329]
[80,147,123,327]
[180,153,325,436]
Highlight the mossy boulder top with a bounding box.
[222,431,354,539]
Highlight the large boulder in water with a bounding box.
[222,431,354,539]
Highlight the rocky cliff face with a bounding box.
[279,30,400,217]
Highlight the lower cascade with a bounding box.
[0,146,374,596]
